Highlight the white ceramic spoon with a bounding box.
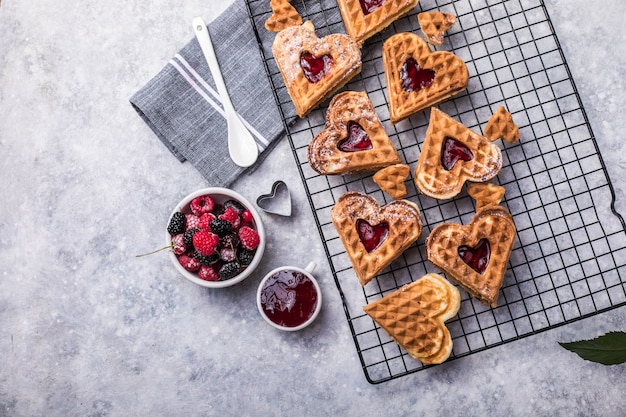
[192,17,259,167]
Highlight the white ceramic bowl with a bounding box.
[256,262,322,331]
[167,187,265,288]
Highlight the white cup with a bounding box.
[256,262,322,331]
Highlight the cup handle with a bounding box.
[304,261,316,274]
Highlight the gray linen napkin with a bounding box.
[130,0,293,186]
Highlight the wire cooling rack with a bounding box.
[245,0,626,383]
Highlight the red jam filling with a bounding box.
[458,238,491,274]
[359,0,386,15]
[338,122,373,152]
[300,52,333,83]
[441,136,474,170]
[400,57,436,92]
[356,219,389,252]
[260,269,318,328]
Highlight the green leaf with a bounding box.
[558,331,626,365]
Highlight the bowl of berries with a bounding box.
[165,187,265,288]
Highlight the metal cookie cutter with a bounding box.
[256,180,292,216]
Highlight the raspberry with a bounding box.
[192,231,219,256]
[238,226,260,250]
[219,261,241,280]
[171,234,187,255]
[223,199,246,214]
[190,195,215,216]
[167,212,186,235]
[183,228,199,246]
[210,218,233,237]
[178,254,201,272]
[219,207,241,229]
[198,213,216,231]
[241,209,254,224]
[198,265,220,281]
[237,248,255,266]
[185,214,200,231]
[193,250,219,266]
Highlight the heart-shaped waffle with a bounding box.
[414,108,502,199]
[426,196,516,307]
[336,0,419,46]
[383,33,468,124]
[331,191,423,286]
[272,21,362,118]
[265,0,302,32]
[308,91,401,175]
[363,273,460,364]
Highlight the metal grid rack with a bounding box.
[245,0,626,383]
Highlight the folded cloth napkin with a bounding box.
[130,0,293,186]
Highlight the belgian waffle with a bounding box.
[336,0,419,46]
[417,11,457,46]
[272,21,362,117]
[373,163,411,198]
[363,273,460,364]
[414,108,502,200]
[265,0,302,32]
[383,32,468,124]
[307,91,401,175]
[426,186,516,307]
[331,191,423,286]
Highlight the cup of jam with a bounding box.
[257,262,322,331]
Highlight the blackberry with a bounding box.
[210,218,233,237]
[193,250,219,266]
[237,249,255,266]
[183,228,199,246]
[223,199,246,214]
[220,247,236,262]
[219,261,241,280]
[212,205,226,217]
[220,233,240,250]
[167,212,186,235]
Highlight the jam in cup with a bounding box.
[257,262,322,331]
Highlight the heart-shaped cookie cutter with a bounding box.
[256,180,292,216]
